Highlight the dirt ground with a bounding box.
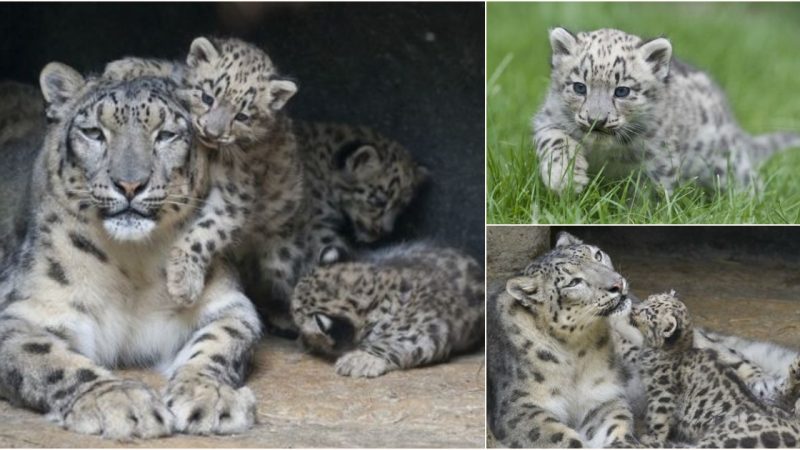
[0,337,485,448]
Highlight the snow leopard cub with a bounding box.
[104,37,302,306]
[290,242,484,378]
[615,291,800,447]
[533,27,800,194]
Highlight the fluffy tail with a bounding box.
[749,131,800,164]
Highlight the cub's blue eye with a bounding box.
[573,82,587,95]
[201,93,214,106]
[234,112,249,122]
[80,127,105,142]
[614,86,631,98]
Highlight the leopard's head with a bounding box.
[506,232,630,337]
[628,290,692,351]
[183,37,297,147]
[547,27,672,144]
[290,264,381,357]
[40,62,206,241]
[335,139,428,243]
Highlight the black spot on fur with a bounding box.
[68,232,108,262]
[193,333,217,344]
[222,326,244,339]
[22,342,51,354]
[76,369,98,383]
[536,350,559,363]
[46,369,65,384]
[188,407,203,422]
[46,258,69,285]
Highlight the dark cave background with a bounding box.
[0,2,484,260]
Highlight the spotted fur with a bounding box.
[290,242,483,378]
[104,36,302,306]
[241,122,428,335]
[619,291,800,447]
[487,232,638,448]
[533,28,800,193]
[0,64,261,438]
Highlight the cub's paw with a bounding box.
[540,143,589,194]
[61,379,173,439]
[166,247,206,306]
[335,350,394,378]
[748,375,780,403]
[164,373,256,435]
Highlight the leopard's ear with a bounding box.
[555,231,583,248]
[267,78,297,111]
[639,37,672,81]
[660,314,681,346]
[187,37,220,67]
[548,27,578,68]
[344,144,381,179]
[40,62,85,120]
[506,275,544,307]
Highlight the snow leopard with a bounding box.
[104,36,303,307]
[0,64,261,438]
[238,121,428,337]
[487,232,639,448]
[290,242,483,378]
[613,291,800,447]
[533,27,800,194]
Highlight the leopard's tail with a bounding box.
[749,131,800,164]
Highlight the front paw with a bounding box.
[61,379,173,439]
[164,372,256,435]
[167,248,206,306]
[335,349,394,378]
[639,434,663,448]
[748,375,780,403]
[540,148,589,194]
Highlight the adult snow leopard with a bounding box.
[487,232,638,448]
[533,27,800,193]
[0,64,261,438]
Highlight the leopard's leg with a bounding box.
[0,314,173,439]
[493,402,585,448]
[779,356,800,414]
[533,120,589,194]
[640,377,675,446]
[307,226,350,266]
[334,308,453,378]
[578,398,638,448]
[167,163,252,306]
[163,265,261,435]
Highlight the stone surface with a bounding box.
[0,337,485,448]
[486,226,550,280]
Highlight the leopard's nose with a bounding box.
[112,178,149,200]
[607,277,626,294]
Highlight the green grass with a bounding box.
[487,2,800,224]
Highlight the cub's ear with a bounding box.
[639,37,672,81]
[187,37,220,67]
[506,276,542,306]
[40,62,85,120]
[555,231,583,248]
[344,144,381,179]
[548,27,578,67]
[660,314,680,343]
[267,78,297,111]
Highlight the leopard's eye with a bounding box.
[80,127,105,142]
[573,82,587,95]
[614,86,631,98]
[594,250,603,262]
[201,92,214,106]
[368,195,388,209]
[234,112,250,122]
[565,278,583,288]
[156,130,177,143]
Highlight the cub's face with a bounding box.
[40,63,202,241]
[628,291,690,350]
[507,232,630,333]
[547,27,673,144]
[183,37,297,147]
[337,142,428,243]
[290,264,377,357]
